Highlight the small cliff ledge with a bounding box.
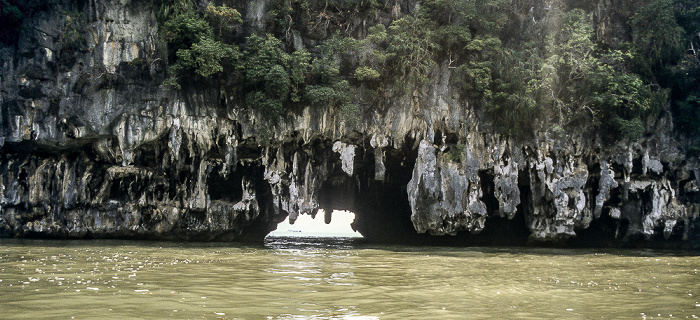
[1,0,699,248]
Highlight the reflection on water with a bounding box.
[0,237,698,319]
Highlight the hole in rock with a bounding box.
[267,210,363,238]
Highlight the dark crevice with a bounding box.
[586,162,601,212]
[632,156,644,177]
[236,163,276,242]
[470,210,531,246]
[570,211,628,247]
[433,130,443,145]
[207,166,244,203]
[478,169,498,215]
[350,138,419,243]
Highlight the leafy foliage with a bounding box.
[351,25,392,83]
[489,47,546,137]
[445,144,466,162]
[305,81,350,107]
[171,37,240,78]
[265,64,291,100]
[205,4,241,39]
[163,6,242,89]
[163,12,214,55]
[631,0,684,70]
[247,90,283,117]
[267,0,381,38]
[387,16,438,87]
[354,66,380,81]
[610,117,645,141]
[304,34,352,109]
[587,54,652,118]
[310,33,351,83]
[477,7,658,138]
[0,0,48,45]
[628,0,700,142]
[288,49,311,102]
[154,0,194,24]
[152,0,699,145]
[241,33,311,118]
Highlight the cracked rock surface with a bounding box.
[1,0,698,248]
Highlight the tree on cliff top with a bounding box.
[162,4,242,89]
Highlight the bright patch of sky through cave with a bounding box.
[267,210,362,238]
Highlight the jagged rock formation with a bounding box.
[1,0,698,248]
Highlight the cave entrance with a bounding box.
[266,210,363,238]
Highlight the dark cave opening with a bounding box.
[632,156,644,177]
[342,139,421,243]
[478,169,500,214]
[108,174,150,202]
[446,168,533,246]
[570,211,630,247]
[207,167,244,203]
[229,163,276,242]
[471,210,531,246]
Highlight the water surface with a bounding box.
[0,237,698,319]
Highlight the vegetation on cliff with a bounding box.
[7,0,677,144]
[0,0,47,44]
[152,0,698,144]
[1,0,698,246]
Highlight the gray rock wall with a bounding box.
[1,0,698,247]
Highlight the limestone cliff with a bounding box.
[1,0,698,248]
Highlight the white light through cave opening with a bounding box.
[267,210,362,238]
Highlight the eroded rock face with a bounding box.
[1,0,698,247]
[408,139,487,236]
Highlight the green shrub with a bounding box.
[445,144,465,162]
[418,0,506,32]
[205,3,241,39]
[454,61,492,99]
[354,66,380,81]
[289,49,311,102]
[155,0,193,24]
[267,0,381,36]
[349,25,392,85]
[246,91,283,120]
[171,37,239,78]
[630,0,684,69]
[163,12,213,54]
[453,35,502,99]
[311,33,351,84]
[341,102,360,127]
[305,85,338,106]
[163,6,242,89]
[610,117,645,141]
[387,16,438,87]
[241,33,311,115]
[433,24,471,55]
[305,80,350,107]
[150,0,698,148]
[243,34,288,86]
[588,66,651,118]
[487,47,546,138]
[265,64,291,100]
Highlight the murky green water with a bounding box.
[0,238,698,319]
